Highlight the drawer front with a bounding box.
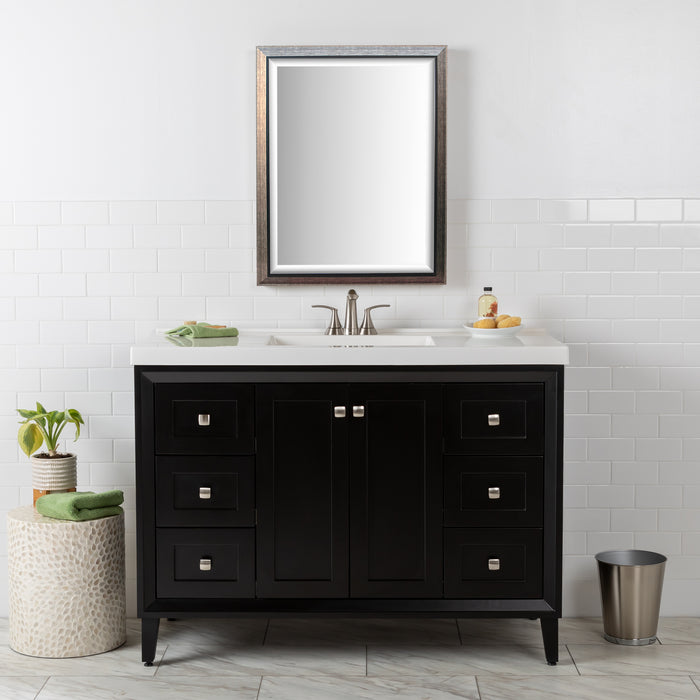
[444,384,544,455]
[156,528,255,598]
[156,456,255,527]
[444,528,542,599]
[443,456,543,527]
[155,384,254,455]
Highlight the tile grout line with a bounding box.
[565,643,582,676]
[474,674,483,699]
[261,618,270,646]
[255,675,264,700]
[456,619,463,645]
[365,644,368,676]
[33,675,50,699]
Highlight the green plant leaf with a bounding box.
[36,402,46,414]
[18,422,43,457]
[17,409,37,421]
[67,408,84,425]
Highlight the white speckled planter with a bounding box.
[31,453,77,491]
[31,453,77,504]
[7,505,126,658]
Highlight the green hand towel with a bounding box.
[166,322,239,338]
[36,490,124,521]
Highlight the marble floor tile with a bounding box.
[36,675,262,699]
[0,617,8,646]
[266,618,460,646]
[156,643,366,677]
[458,617,607,646]
[0,676,49,700]
[147,617,269,646]
[477,675,700,700]
[657,617,700,644]
[258,674,480,700]
[367,644,576,676]
[0,630,164,676]
[458,618,543,646]
[559,617,607,644]
[569,643,700,675]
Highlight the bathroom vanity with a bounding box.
[132,329,567,665]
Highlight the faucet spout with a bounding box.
[344,289,359,335]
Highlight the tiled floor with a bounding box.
[1,617,700,698]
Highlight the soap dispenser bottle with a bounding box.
[478,286,498,319]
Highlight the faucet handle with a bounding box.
[359,304,390,335]
[311,305,344,335]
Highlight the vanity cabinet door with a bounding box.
[349,385,443,598]
[256,384,349,598]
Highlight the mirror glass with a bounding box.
[257,46,446,284]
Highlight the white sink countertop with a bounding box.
[130,328,569,366]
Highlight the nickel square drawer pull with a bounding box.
[488,558,501,571]
[198,413,211,426]
[199,558,212,571]
[334,406,346,418]
[487,413,500,426]
[199,486,211,500]
[488,487,501,499]
[352,405,365,418]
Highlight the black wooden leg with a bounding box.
[540,618,558,665]
[142,617,160,666]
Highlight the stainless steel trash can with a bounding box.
[595,550,666,645]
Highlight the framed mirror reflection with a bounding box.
[256,45,446,285]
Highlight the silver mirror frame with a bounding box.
[256,45,446,285]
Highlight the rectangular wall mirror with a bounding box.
[256,45,446,285]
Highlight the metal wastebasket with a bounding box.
[595,550,666,645]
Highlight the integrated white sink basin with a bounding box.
[268,334,436,347]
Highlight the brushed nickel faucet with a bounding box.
[312,289,390,335]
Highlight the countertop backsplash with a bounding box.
[1,196,699,617]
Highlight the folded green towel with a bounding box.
[166,334,240,348]
[166,322,239,338]
[36,490,124,521]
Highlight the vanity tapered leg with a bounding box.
[142,617,160,666]
[540,618,558,665]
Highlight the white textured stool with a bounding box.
[7,505,126,658]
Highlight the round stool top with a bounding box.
[7,504,123,527]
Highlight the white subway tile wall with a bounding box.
[1,198,699,617]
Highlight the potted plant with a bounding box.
[17,403,84,505]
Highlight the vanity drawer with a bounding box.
[444,528,542,599]
[156,528,255,598]
[443,456,543,527]
[155,383,254,455]
[444,384,544,455]
[155,456,255,527]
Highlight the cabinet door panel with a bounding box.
[256,385,348,598]
[350,385,442,598]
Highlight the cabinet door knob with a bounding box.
[487,413,500,426]
[199,558,212,571]
[198,413,211,426]
[488,486,501,499]
[352,405,365,418]
[334,406,346,418]
[199,486,211,500]
[488,558,500,571]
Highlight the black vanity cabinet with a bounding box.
[135,366,563,666]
